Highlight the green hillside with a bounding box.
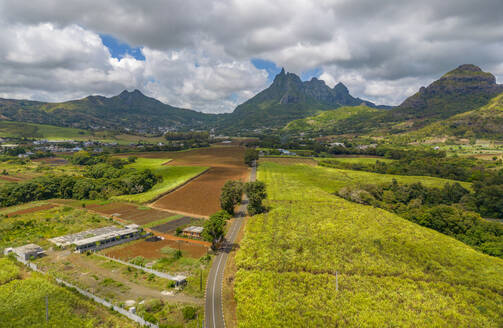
[284,105,380,133]
[234,162,503,327]
[407,92,503,139]
[0,90,214,131]
[0,121,88,139]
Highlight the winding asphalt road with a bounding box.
[205,164,256,328]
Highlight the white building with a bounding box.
[4,244,45,261]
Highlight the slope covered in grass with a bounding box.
[407,92,503,140]
[234,162,502,327]
[0,121,88,139]
[284,105,379,132]
[112,157,208,203]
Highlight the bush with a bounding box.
[182,306,197,320]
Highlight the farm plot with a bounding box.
[145,146,249,217]
[5,203,58,217]
[128,146,246,167]
[87,202,176,225]
[150,217,204,234]
[260,157,317,166]
[152,166,248,217]
[105,238,208,259]
[112,157,208,204]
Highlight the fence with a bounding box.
[16,257,159,328]
[94,253,187,286]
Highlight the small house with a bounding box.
[4,244,45,260]
[182,226,204,238]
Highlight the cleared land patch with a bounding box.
[149,146,249,217]
[105,238,208,259]
[152,166,248,216]
[260,157,317,166]
[86,202,176,225]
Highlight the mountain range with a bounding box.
[1,64,503,139]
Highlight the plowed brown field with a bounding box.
[87,202,176,225]
[260,157,317,166]
[105,238,208,259]
[146,146,249,217]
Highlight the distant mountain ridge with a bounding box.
[1,64,502,138]
[0,89,214,131]
[225,68,388,130]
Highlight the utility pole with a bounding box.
[200,269,203,291]
[45,295,49,322]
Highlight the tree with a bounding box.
[244,181,267,215]
[202,210,230,249]
[244,148,259,166]
[220,180,243,215]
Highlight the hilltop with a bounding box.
[0,89,215,132]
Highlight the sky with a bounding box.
[0,0,502,113]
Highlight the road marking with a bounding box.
[212,253,224,328]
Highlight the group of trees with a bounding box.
[320,154,490,183]
[0,164,159,207]
[244,149,259,166]
[220,180,244,215]
[220,180,267,216]
[338,180,503,258]
[202,210,231,249]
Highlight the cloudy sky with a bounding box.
[0,0,502,113]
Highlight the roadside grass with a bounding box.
[143,214,184,229]
[233,162,503,327]
[112,158,208,203]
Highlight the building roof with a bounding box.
[49,225,141,247]
[182,226,204,234]
[14,243,44,254]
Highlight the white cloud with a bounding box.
[0,0,502,110]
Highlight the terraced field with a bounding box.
[233,162,503,327]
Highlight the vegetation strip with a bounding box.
[142,214,184,229]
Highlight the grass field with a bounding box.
[0,257,136,327]
[258,162,471,198]
[0,121,88,139]
[112,157,208,203]
[233,162,502,327]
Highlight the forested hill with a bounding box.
[389,64,503,121]
[0,89,216,131]
[406,92,503,139]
